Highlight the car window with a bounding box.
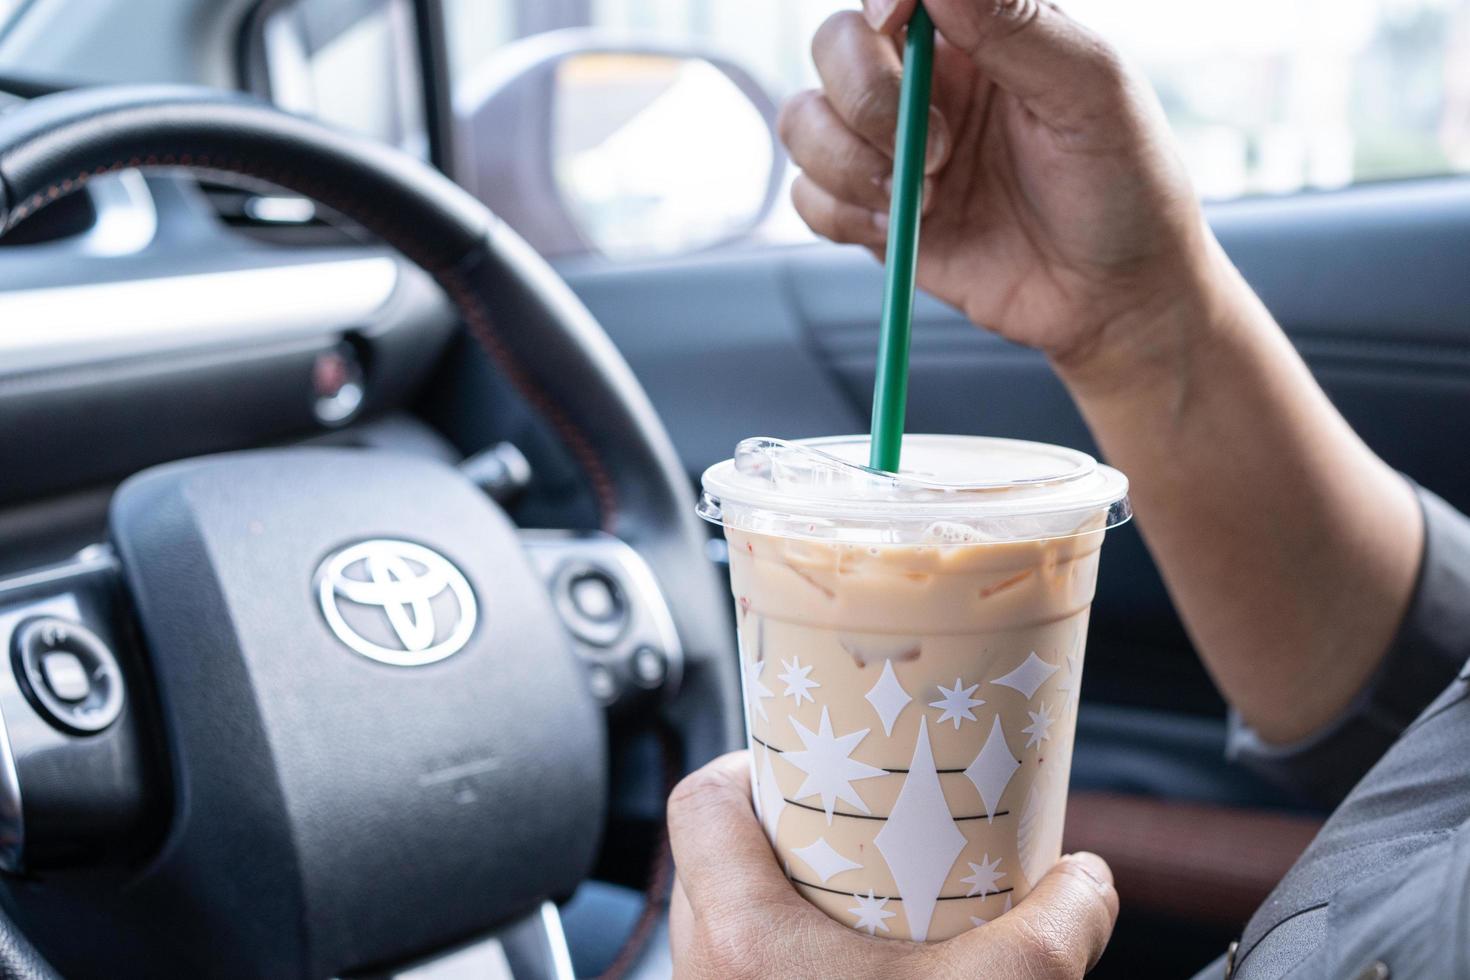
[1072,0,1470,200]
[262,0,431,158]
[445,0,1470,254]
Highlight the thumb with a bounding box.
[945,852,1119,977]
[666,751,806,915]
[863,0,1126,124]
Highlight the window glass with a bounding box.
[585,0,1470,201]
[445,0,1470,256]
[442,1,516,83]
[1069,0,1470,199]
[264,0,429,158]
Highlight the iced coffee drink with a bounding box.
[698,435,1129,942]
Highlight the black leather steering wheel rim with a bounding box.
[0,84,741,978]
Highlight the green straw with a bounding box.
[868,3,935,473]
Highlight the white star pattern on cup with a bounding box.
[965,715,1020,821]
[874,718,967,942]
[746,658,774,721]
[777,657,819,705]
[928,677,984,729]
[792,837,862,884]
[991,651,1059,700]
[969,894,1012,927]
[1022,702,1055,748]
[864,660,912,736]
[783,707,886,822]
[960,854,1006,897]
[848,890,896,935]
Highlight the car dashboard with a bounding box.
[0,160,504,563]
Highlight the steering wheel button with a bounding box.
[11,616,125,735]
[571,574,617,621]
[553,564,629,646]
[40,651,90,702]
[586,664,618,704]
[632,646,666,689]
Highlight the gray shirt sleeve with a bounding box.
[1226,481,1470,808]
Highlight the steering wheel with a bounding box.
[0,85,740,978]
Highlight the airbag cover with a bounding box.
[109,448,604,976]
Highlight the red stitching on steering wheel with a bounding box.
[438,272,620,526]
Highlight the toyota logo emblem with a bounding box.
[315,540,477,667]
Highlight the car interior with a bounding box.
[0,0,1467,977]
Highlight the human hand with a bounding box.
[779,0,1218,377]
[667,752,1118,979]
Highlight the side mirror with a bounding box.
[452,30,785,260]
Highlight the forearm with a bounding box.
[1054,240,1424,743]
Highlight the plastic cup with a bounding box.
[697,435,1130,942]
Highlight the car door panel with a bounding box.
[1213,180,1470,522]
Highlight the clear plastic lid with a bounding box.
[697,435,1131,544]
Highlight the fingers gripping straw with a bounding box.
[699,435,1130,941]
